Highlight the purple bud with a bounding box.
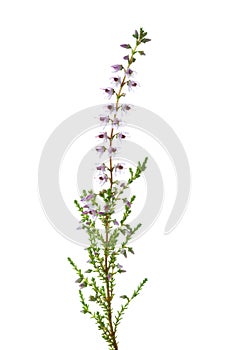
[79,282,87,289]
[104,204,110,212]
[107,273,112,280]
[111,64,123,72]
[81,194,94,202]
[120,44,131,49]
[123,55,129,60]
[113,219,119,226]
[126,201,131,208]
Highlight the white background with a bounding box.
[1,1,230,349]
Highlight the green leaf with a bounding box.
[128,247,135,254]
[142,38,151,43]
[132,29,138,39]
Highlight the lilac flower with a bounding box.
[110,76,121,86]
[96,145,106,156]
[114,163,124,172]
[112,117,121,127]
[96,163,106,172]
[127,80,138,91]
[117,132,126,140]
[117,264,123,269]
[88,209,98,218]
[125,68,133,77]
[126,200,131,208]
[121,104,131,112]
[99,115,110,125]
[107,104,115,112]
[108,146,117,155]
[102,88,115,99]
[111,64,123,72]
[99,174,108,185]
[97,132,108,141]
[107,273,112,280]
[120,44,131,49]
[123,55,129,60]
[113,219,119,226]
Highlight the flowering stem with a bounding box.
[68,27,151,350]
[102,35,147,350]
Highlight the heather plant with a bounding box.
[68,28,151,350]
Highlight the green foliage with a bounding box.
[127,156,148,185]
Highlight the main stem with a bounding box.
[103,42,139,350]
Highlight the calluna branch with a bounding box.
[68,27,151,350]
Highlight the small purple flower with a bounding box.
[121,104,131,112]
[123,55,129,60]
[88,209,97,218]
[117,264,123,269]
[107,273,112,280]
[110,76,121,87]
[114,163,124,172]
[113,219,119,226]
[127,80,138,91]
[111,64,123,72]
[99,115,110,125]
[108,146,117,155]
[102,88,115,99]
[117,132,126,140]
[120,44,131,49]
[97,132,108,141]
[126,200,131,208]
[107,104,115,112]
[96,163,106,172]
[99,174,108,185]
[96,145,106,156]
[112,117,121,127]
[125,68,133,77]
